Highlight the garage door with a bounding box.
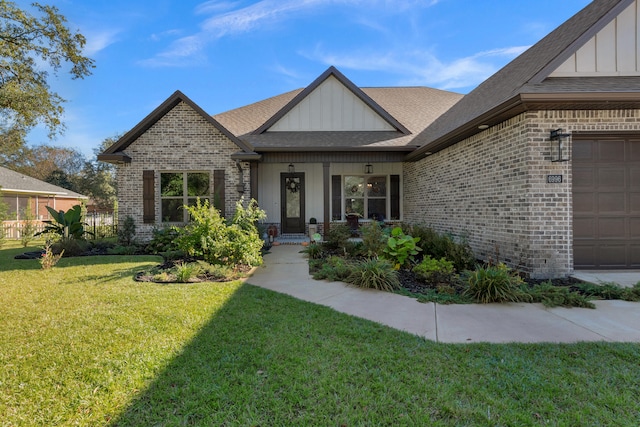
[573,137,640,269]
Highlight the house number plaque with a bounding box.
[547,174,563,184]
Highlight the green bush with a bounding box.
[37,205,92,240]
[117,215,137,246]
[52,237,91,257]
[360,221,387,257]
[146,227,182,254]
[382,227,421,269]
[346,258,399,292]
[573,281,640,302]
[176,198,266,267]
[528,281,595,308]
[301,243,324,259]
[174,262,201,283]
[312,256,352,281]
[413,256,454,284]
[464,263,529,304]
[324,223,352,252]
[410,224,475,271]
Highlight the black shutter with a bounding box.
[213,169,226,215]
[390,175,400,220]
[143,170,155,224]
[331,175,342,220]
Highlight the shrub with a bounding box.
[107,245,139,255]
[40,240,63,269]
[176,198,266,267]
[312,256,352,281]
[52,237,91,257]
[196,261,235,281]
[528,281,595,308]
[174,262,201,283]
[324,223,352,252]
[301,243,324,259]
[346,258,399,292]
[463,263,529,303]
[413,256,455,284]
[382,227,421,269]
[118,215,137,246]
[146,227,182,254]
[573,281,640,302]
[360,221,387,257]
[20,199,37,247]
[411,224,475,271]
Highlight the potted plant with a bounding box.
[309,217,317,224]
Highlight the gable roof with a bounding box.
[0,166,87,198]
[252,66,411,135]
[98,90,258,164]
[407,0,637,160]
[214,78,463,152]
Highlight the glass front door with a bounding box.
[281,173,305,234]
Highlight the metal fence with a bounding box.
[1,212,117,240]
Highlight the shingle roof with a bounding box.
[408,0,634,159]
[98,90,259,164]
[214,85,463,150]
[0,166,87,198]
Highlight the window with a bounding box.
[160,172,210,222]
[338,175,398,221]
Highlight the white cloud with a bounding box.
[140,0,439,67]
[302,45,530,91]
[82,29,121,56]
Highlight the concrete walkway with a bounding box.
[246,245,640,344]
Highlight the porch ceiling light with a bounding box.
[288,163,295,173]
[365,163,373,174]
[550,129,570,162]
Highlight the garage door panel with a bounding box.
[574,217,596,239]
[598,169,625,187]
[598,217,626,239]
[599,140,625,161]
[597,245,627,267]
[573,168,595,188]
[573,192,594,213]
[573,137,638,269]
[631,194,640,213]
[598,192,626,213]
[573,141,594,160]
[573,244,596,268]
[630,217,640,237]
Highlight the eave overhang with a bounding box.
[405,91,640,161]
[230,151,262,161]
[96,152,132,164]
[254,145,416,153]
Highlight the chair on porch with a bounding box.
[346,214,360,237]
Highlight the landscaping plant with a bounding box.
[117,215,137,247]
[464,263,529,303]
[383,226,421,269]
[20,199,37,247]
[527,281,595,308]
[360,221,387,257]
[346,258,399,291]
[39,240,63,269]
[324,223,352,253]
[413,255,455,284]
[37,205,92,241]
[410,224,475,271]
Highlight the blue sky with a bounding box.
[18,0,591,158]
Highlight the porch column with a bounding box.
[250,162,258,201]
[323,162,330,235]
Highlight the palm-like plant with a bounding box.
[37,205,92,240]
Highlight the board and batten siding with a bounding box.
[551,0,640,76]
[268,76,395,132]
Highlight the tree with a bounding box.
[76,135,118,210]
[0,1,94,157]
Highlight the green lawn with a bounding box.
[1,241,639,426]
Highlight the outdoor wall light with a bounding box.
[550,129,570,162]
[288,163,295,173]
[365,163,373,174]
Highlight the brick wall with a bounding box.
[404,109,640,278]
[115,102,249,240]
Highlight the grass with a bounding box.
[1,240,640,425]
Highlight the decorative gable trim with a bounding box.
[252,66,410,135]
[530,0,635,84]
[98,91,257,164]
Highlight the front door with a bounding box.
[281,172,305,234]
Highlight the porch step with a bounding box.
[275,234,310,245]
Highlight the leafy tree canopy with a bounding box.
[0,1,94,156]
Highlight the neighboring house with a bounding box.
[99,0,640,278]
[0,166,88,236]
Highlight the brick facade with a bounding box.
[115,102,249,240]
[403,109,640,278]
